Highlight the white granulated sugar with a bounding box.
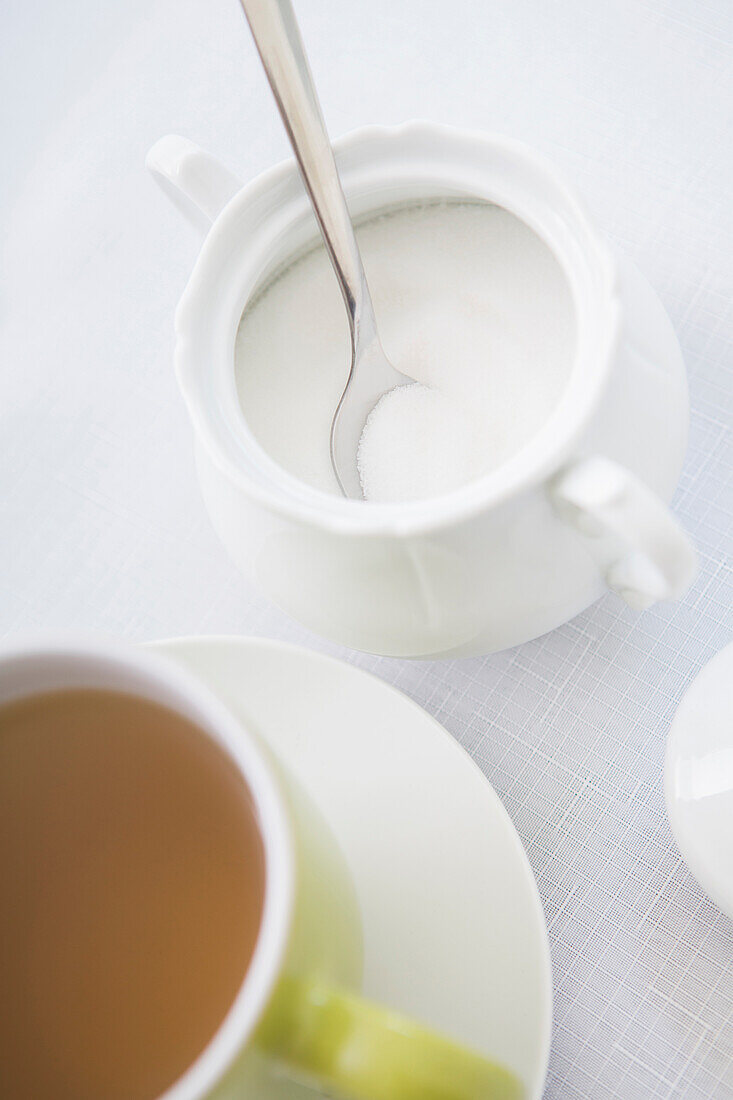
[357,383,480,502]
[235,201,575,502]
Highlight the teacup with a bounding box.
[0,637,520,1099]
[148,122,695,658]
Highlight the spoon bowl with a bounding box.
[330,336,412,499]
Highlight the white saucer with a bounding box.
[666,641,733,921]
[148,637,552,1098]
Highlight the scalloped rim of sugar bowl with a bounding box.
[174,121,621,537]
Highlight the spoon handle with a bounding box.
[239,0,377,347]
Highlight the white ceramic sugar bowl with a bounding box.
[148,123,695,659]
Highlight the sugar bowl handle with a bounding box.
[551,456,696,609]
[146,135,242,229]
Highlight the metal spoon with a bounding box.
[239,0,412,499]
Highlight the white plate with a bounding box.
[148,636,552,1098]
[665,640,733,921]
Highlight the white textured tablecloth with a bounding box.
[1,1,732,1096]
